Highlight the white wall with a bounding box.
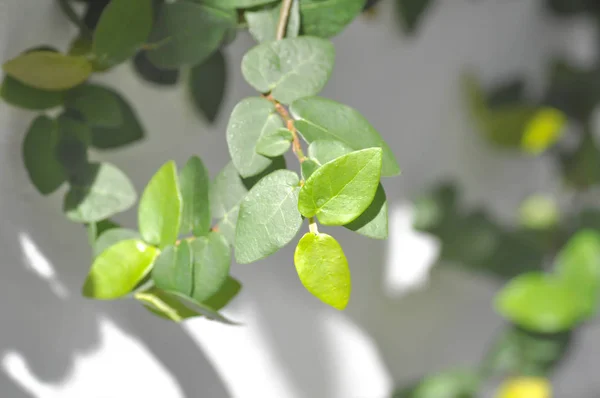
[1,0,600,397]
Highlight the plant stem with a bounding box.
[57,0,93,40]
[265,94,306,162]
[309,217,319,234]
[276,0,294,40]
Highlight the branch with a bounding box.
[276,0,294,40]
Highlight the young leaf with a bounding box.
[241,36,335,104]
[133,51,180,86]
[495,272,584,333]
[226,97,283,178]
[93,0,153,66]
[22,116,66,195]
[138,161,182,249]
[83,239,159,299]
[298,148,383,226]
[1,76,64,110]
[301,158,320,180]
[153,233,231,302]
[235,170,302,264]
[300,0,365,38]
[555,230,600,317]
[294,232,351,310]
[94,228,140,258]
[210,162,249,245]
[3,51,92,90]
[189,50,227,123]
[64,162,137,223]
[179,156,211,237]
[86,85,145,149]
[395,0,435,34]
[291,97,400,176]
[146,2,236,68]
[256,128,293,157]
[245,0,300,43]
[64,84,123,128]
[136,287,201,322]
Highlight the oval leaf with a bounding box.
[301,158,320,180]
[241,36,335,104]
[22,116,66,195]
[294,232,351,310]
[136,287,202,323]
[146,2,235,68]
[210,162,249,245]
[226,97,283,178]
[308,139,353,164]
[495,272,584,333]
[235,170,302,264]
[189,49,226,123]
[256,128,293,157]
[1,75,64,110]
[245,0,300,43]
[203,0,275,7]
[179,156,211,237]
[152,241,194,296]
[300,0,365,38]
[93,0,153,66]
[138,161,182,249]
[133,51,180,86]
[94,228,141,258]
[291,96,400,176]
[64,162,137,223]
[299,148,383,226]
[83,239,159,299]
[65,84,123,128]
[3,51,92,90]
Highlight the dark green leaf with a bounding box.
[133,51,180,86]
[83,239,159,299]
[235,170,302,264]
[136,286,201,322]
[241,36,335,104]
[56,113,91,178]
[3,51,92,90]
[291,96,400,176]
[560,133,600,189]
[256,128,293,157]
[64,162,137,223]
[210,162,249,245]
[146,2,236,68]
[241,155,287,189]
[94,228,140,257]
[294,232,351,310]
[203,276,241,310]
[226,97,283,177]
[189,50,226,123]
[344,184,388,239]
[245,0,300,43]
[93,0,153,66]
[179,156,211,236]
[1,75,64,110]
[300,0,365,38]
[64,84,123,128]
[22,116,66,195]
[166,290,240,324]
[138,161,182,248]
[298,148,383,226]
[395,0,435,34]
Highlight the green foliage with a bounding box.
[1,76,65,110]
[299,0,365,38]
[256,128,293,157]
[65,85,123,128]
[245,0,300,43]
[393,369,479,398]
[179,156,211,237]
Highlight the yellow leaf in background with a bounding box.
[521,108,567,155]
[496,377,551,398]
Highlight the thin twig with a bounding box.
[276,0,294,40]
[264,94,306,162]
[57,0,93,40]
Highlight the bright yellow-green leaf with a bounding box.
[138,161,182,249]
[294,232,351,310]
[518,195,559,230]
[298,148,383,226]
[83,239,159,299]
[3,51,92,90]
[521,108,566,155]
[495,377,551,398]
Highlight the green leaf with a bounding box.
[64,162,137,223]
[241,36,335,104]
[301,158,320,180]
[256,128,293,157]
[210,162,249,245]
[93,0,153,66]
[298,148,383,226]
[555,230,600,317]
[153,232,231,302]
[518,195,560,230]
[291,96,400,176]
[83,239,159,299]
[68,36,93,57]
[136,287,201,322]
[3,51,92,90]
[241,155,287,189]
[165,290,240,324]
[300,0,365,38]
[560,133,600,189]
[94,228,140,258]
[395,0,435,34]
[235,170,302,264]
[22,116,66,195]
[245,0,300,43]
[179,156,211,237]
[64,84,123,128]
[393,369,479,398]
[146,2,236,68]
[189,50,226,123]
[85,85,145,149]
[138,161,182,249]
[88,219,121,244]
[495,272,585,333]
[203,276,241,310]
[1,75,64,110]
[308,139,353,164]
[294,232,351,310]
[203,0,277,7]
[133,51,180,86]
[55,113,91,177]
[226,97,283,178]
